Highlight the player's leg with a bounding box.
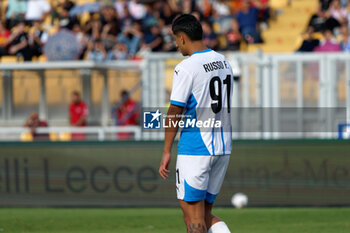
[179,200,207,233]
[205,155,231,233]
[205,201,230,233]
[176,155,211,233]
[204,201,221,228]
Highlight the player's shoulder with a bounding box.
[176,50,212,69]
[174,57,195,76]
[211,50,228,61]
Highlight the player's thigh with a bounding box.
[176,155,211,202]
[206,155,230,201]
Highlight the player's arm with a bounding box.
[160,65,191,180]
[159,104,184,180]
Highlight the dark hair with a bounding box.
[72,91,80,96]
[172,14,203,41]
[121,90,129,98]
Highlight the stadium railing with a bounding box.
[0,126,141,141]
[0,52,349,141]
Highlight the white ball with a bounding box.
[231,193,248,209]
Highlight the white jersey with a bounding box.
[170,49,235,156]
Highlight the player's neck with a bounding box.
[188,42,209,56]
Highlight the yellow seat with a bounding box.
[270,0,288,9]
[49,132,59,141]
[1,56,18,63]
[21,132,33,142]
[59,132,72,141]
[38,55,47,62]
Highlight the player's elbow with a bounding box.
[168,104,184,115]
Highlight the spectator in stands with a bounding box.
[69,91,88,126]
[108,42,129,60]
[72,23,88,56]
[84,15,103,42]
[28,20,48,59]
[2,0,277,61]
[113,90,139,140]
[141,4,158,29]
[117,21,142,58]
[24,112,48,141]
[101,23,118,52]
[251,0,271,28]
[100,5,120,52]
[69,91,89,140]
[224,19,242,51]
[309,0,340,32]
[339,24,350,51]
[6,0,27,29]
[0,21,10,57]
[212,0,231,17]
[296,26,320,52]
[237,0,263,44]
[314,29,342,52]
[329,0,347,25]
[25,0,51,23]
[86,39,108,62]
[320,0,334,12]
[159,2,176,26]
[346,1,350,27]
[142,24,164,52]
[201,20,218,49]
[181,0,197,14]
[57,1,79,31]
[116,4,134,31]
[7,21,32,61]
[159,18,176,52]
[114,0,128,20]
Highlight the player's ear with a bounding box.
[180,33,186,45]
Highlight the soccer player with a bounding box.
[159,14,234,233]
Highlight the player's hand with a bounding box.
[159,151,171,180]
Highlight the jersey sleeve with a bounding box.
[170,65,193,108]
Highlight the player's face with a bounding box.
[173,33,188,56]
[72,94,80,104]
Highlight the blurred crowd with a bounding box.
[297,0,350,52]
[0,0,271,62]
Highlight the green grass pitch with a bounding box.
[0,208,349,233]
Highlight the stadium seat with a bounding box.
[20,132,33,142]
[13,74,40,106]
[59,132,72,141]
[1,56,18,63]
[38,55,48,62]
[49,132,59,141]
[247,0,318,53]
[269,0,289,10]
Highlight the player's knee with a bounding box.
[186,216,205,225]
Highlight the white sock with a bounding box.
[208,221,231,233]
